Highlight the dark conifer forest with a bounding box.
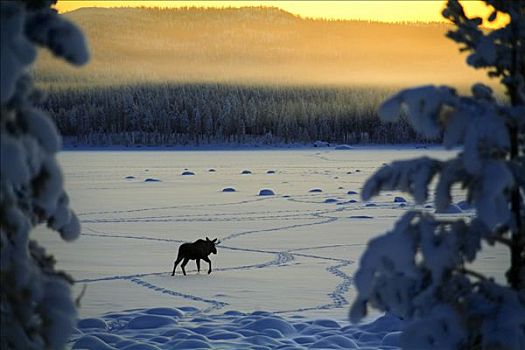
[40,83,426,146]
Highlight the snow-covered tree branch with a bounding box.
[351,1,525,349]
[1,0,88,348]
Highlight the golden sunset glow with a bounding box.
[55,0,508,28]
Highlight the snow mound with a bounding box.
[435,204,462,214]
[258,189,275,196]
[382,331,401,347]
[241,170,252,174]
[310,335,358,349]
[72,308,403,350]
[72,335,115,350]
[312,319,340,328]
[207,330,241,340]
[335,144,353,150]
[170,339,210,349]
[309,188,323,193]
[347,190,358,195]
[266,170,276,174]
[293,335,317,344]
[144,178,161,182]
[127,315,176,329]
[365,203,377,207]
[145,308,184,318]
[393,196,406,203]
[222,187,236,192]
[181,171,195,176]
[77,318,107,330]
[363,313,404,333]
[244,317,296,336]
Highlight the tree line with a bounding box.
[40,83,426,146]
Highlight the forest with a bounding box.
[40,83,427,146]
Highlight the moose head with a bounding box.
[206,237,219,255]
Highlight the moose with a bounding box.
[171,237,219,276]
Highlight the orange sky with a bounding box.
[55,1,507,28]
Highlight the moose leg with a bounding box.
[196,259,201,273]
[203,257,212,274]
[171,256,183,276]
[181,258,189,276]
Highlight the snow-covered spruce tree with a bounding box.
[350,1,524,349]
[1,1,88,348]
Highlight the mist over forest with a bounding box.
[35,6,496,146]
[36,6,491,88]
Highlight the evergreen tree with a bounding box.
[1,1,88,348]
[350,1,524,349]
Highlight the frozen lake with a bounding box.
[36,147,508,348]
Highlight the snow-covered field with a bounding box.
[37,147,508,349]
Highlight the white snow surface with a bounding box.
[35,147,508,349]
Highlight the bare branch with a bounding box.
[491,236,512,247]
[458,267,487,281]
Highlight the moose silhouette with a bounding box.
[171,237,219,276]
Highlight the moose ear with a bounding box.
[206,237,210,241]
[212,238,217,243]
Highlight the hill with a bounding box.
[34,6,492,88]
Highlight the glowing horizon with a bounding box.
[55,1,508,28]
